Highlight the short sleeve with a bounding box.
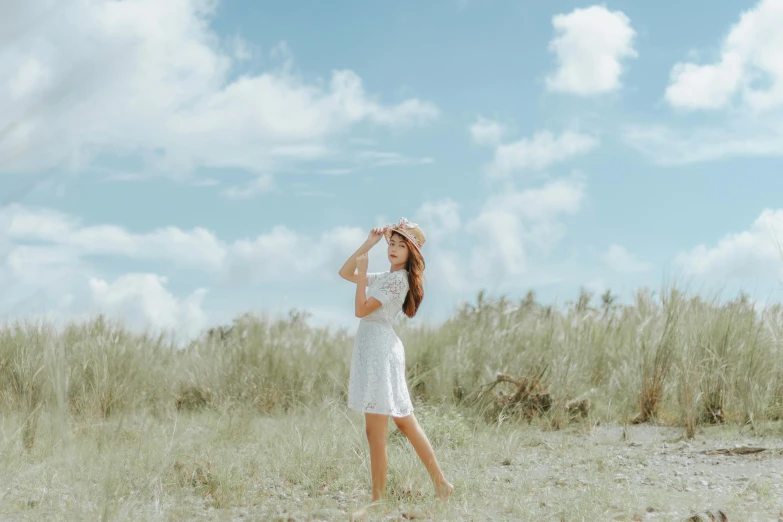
[367,272,409,306]
[366,272,385,287]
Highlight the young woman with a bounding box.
[338,218,453,514]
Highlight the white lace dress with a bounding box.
[347,269,414,418]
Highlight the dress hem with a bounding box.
[347,403,414,418]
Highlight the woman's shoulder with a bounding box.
[374,269,408,282]
[390,269,409,285]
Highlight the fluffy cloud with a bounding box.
[221,174,275,199]
[485,130,599,177]
[675,209,783,279]
[90,274,208,340]
[545,6,637,96]
[467,208,528,278]
[6,205,226,271]
[470,117,507,146]
[665,0,783,111]
[627,0,783,166]
[1,203,372,336]
[623,122,783,165]
[485,178,584,222]
[415,178,585,286]
[601,244,654,274]
[225,225,366,283]
[0,0,438,177]
[470,178,585,275]
[415,199,461,241]
[3,204,368,284]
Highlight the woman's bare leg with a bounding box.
[351,413,390,520]
[365,413,389,501]
[393,413,454,500]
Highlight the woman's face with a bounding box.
[388,233,410,266]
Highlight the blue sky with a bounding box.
[2,0,783,338]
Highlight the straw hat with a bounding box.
[384,217,426,255]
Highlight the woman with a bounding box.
[338,217,453,514]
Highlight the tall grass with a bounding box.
[1,285,782,436]
[2,285,783,519]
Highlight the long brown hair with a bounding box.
[392,231,425,318]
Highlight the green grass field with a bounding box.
[2,287,783,520]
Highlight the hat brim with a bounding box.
[385,228,424,256]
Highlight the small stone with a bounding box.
[646,506,657,513]
[501,458,512,466]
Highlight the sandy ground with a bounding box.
[258,424,783,522]
[480,424,783,522]
[2,416,783,521]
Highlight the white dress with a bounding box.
[347,269,414,418]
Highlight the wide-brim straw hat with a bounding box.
[384,217,426,256]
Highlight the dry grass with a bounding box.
[2,405,782,521]
[3,287,780,431]
[1,285,783,519]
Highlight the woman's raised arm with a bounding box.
[338,226,386,284]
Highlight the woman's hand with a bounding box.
[338,226,385,283]
[366,226,386,246]
[356,253,369,274]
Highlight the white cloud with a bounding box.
[231,35,252,62]
[675,209,783,279]
[221,174,275,199]
[355,151,433,167]
[8,57,52,101]
[385,182,585,293]
[2,204,372,285]
[467,208,528,278]
[601,244,654,274]
[6,205,226,271]
[665,57,744,111]
[628,1,783,165]
[424,248,469,292]
[486,130,599,177]
[470,116,507,146]
[485,178,585,221]
[5,245,84,284]
[90,273,208,341]
[415,199,461,241]
[546,6,637,96]
[623,120,783,165]
[466,177,586,279]
[0,202,377,336]
[665,0,783,111]
[0,0,438,177]
[224,225,367,283]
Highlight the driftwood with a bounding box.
[478,370,552,419]
[475,369,591,422]
[685,509,727,522]
[565,397,591,420]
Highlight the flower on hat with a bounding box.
[384,217,426,253]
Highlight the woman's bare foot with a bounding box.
[436,481,454,502]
